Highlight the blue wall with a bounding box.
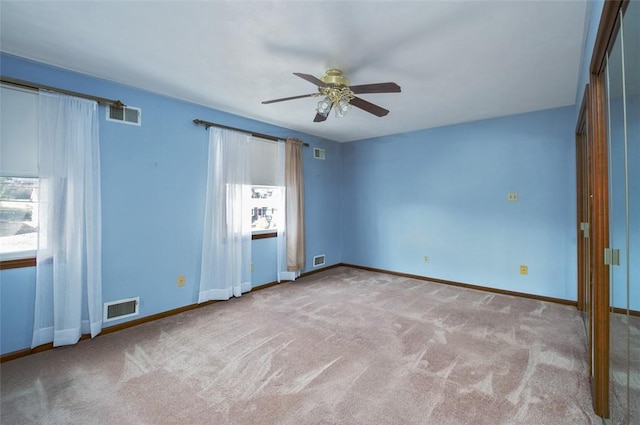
[340,107,577,301]
[0,266,36,355]
[0,53,343,355]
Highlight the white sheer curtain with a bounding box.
[275,142,289,282]
[199,128,252,302]
[32,91,102,348]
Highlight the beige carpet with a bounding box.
[1,266,602,424]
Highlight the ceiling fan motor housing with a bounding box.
[321,69,350,87]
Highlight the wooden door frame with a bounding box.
[575,86,593,387]
[588,66,611,420]
[576,86,589,315]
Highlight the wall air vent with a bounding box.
[104,297,139,322]
[313,254,326,268]
[107,104,141,126]
[313,148,325,160]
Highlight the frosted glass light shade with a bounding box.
[316,97,331,116]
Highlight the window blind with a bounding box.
[0,85,38,177]
[251,136,279,186]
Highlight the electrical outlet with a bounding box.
[177,275,186,287]
[423,256,430,263]
[520,265,528,275]
[507,192,519,202]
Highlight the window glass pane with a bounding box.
[251,186,281,232]
[0,177,39,256]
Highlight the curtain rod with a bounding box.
[1,76,126,108]
[193,119,309,147]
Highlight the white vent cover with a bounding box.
[107,105,141,125]
[313,148,325,160]
[313,254,326,267]
[104,297,139,322]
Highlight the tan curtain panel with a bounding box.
[285,138,305,271]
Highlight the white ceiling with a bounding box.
[0,1,589,143]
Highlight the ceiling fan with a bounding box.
[262,69,401,122]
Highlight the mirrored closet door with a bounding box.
[604,1,638,423]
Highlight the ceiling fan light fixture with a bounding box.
[335,99,350,118]
[317,97,331,116]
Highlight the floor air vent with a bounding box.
[313,254,326,267]
[107,105,141,125]
[104,297,139,322]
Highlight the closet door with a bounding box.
[605,23,627,423]
[619,2,638,423]
[604,2,638,423]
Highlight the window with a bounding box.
[1,84,39,260]
[251,186,282,233]
[0,177,39,257]
[251,137,283,237]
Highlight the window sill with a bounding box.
[0,257,36,270]
[252,231,277,240]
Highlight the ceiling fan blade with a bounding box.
[349,82,401,94]
[349,96,390,117]
[313,113,328,122]
[293,72,328,87]
[262,93,316,104]
[313,104,332,122]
